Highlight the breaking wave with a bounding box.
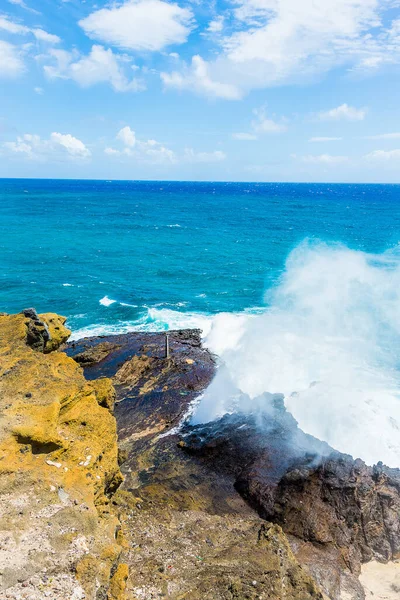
[193,240,400,468]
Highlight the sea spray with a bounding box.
[193,240,400,468]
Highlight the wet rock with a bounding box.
[66,332,323,599]
[183,404,400,599]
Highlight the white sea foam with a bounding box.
[193,240,400,468]
[62,283,73,287]
[69,307,215,341]
[71,241,400,466]
[99,295,117,307]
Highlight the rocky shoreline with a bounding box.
[1,311,399,599]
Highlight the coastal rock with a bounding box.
[66,329,400,599]
[183,403,400,600]
[0,312,128,599]
[66,331,324,599]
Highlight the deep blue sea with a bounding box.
[3,178,400,465]
[2,178,400,337]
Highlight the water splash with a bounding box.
[193,240,400,467]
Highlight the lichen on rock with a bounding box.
[0,311,129,599]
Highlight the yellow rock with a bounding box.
[108,563,130,600]
[0,311,130,599]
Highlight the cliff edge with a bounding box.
[0,310,129,600]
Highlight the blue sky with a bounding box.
[1,0,400,182]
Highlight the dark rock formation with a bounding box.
[65,330,400,600]
[65,331,324,599]
[183,404,400,599]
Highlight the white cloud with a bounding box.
[105,128,177,163]
[50,132,91,158]
[162,1,400,98]
[232,132,258,140]
[206,16,224,33]
[0,40,25,77]
[117,126,136,147]
[365,149,400,161]
[296,153,349,164]
[104,147,120,155]
[0,16,28,34]
[161,55,242,100]
[33,29,60,44]
[183,148,226,163]
[309,136,343,142]
[34,86,43,94]
[366,132,400,140]
[317,103,367,121]
[251,106,287,134]
[232,106,287,140]
[139,139,177,163]
[0,15,60,43]
[79,0,193,52]
[43,45,145,92]
[2,132,91,161]
[7,0,40,14]
[105,126,226,164]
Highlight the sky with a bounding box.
[1,0,400,182]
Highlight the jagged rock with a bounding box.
[72,341,121,367]
[65,330,400,599]
[183,405,400,600]
[66,331,324,599]
[22,308,71,353]
[0,312,129,599]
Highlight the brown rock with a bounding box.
[0,312,129,599]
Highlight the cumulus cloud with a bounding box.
[0,40,25,77]
[2,132,91,160]
[79,0,193,52]
[317,103,367,121]
[116,126,136,147]
[162,0,400,98]
[161,55,242,100]
[0,15,60,43]
[105,127,177,163]
[43,45,145,92]
[105,126,226,164]
[206,16,224,33]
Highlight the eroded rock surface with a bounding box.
[66,330,400,600]
[0,311,128,599]
[183,402,400,600]
[66,331,324,599]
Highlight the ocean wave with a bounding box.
[193,240,400,468]
[99,295,117,307]
[69,307,216,341]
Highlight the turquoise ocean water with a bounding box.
[4,178,400,465]
[1,179,400,337]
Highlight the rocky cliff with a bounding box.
[67,329,400,600]
[2,314,399,600]
[0,310,128,600]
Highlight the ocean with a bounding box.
[3,178,400,466]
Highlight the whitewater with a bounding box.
[70,240,400,468]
